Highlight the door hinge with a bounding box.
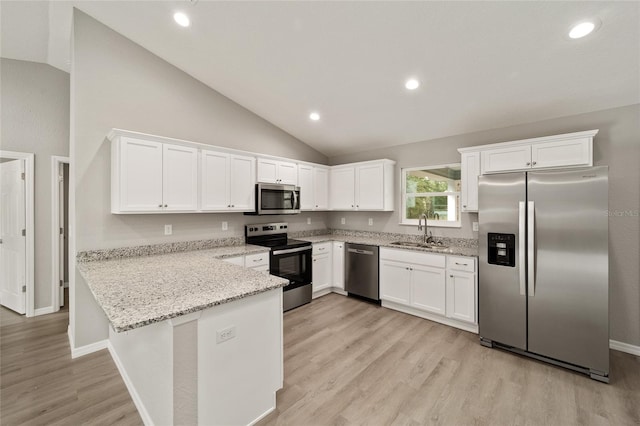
[22,285,26,293]
[21,172,25,180]
[22,229,26,236]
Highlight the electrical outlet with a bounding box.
[222,221,228,231]
[368,218,373,226]
[341,217,346,225]
[473,222,479,232]
[307,217,311,225]
[216,325,236,344]
[164,224,172,235]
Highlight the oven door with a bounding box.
[270,246,312,290]
[257,184,300,215]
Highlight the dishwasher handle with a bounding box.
[347,248,374,256]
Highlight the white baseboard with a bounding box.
[610,340,640,356]
[107,341,154,426]
[70,337,108,359]
[248,394,277,426]
[381,300,479,334]
[34,306,54,316]
[312,288,332,299]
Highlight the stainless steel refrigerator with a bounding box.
[478,166,609,383]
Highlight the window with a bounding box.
[401,164,461,227]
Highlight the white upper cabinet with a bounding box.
[114,137,164,212]
[112,136,197,213]
[481,145,532,174]
[313,167,329,210]
[201,150,255,212]
[298,164,329,211]
[530,137,591,169]
[329,160,395,211]
[329,166,356,210]
[459,130,598,212]
[257,158,298,185]
[460,151,480,212]
[162,144,199,211]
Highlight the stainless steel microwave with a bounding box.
[246,183,301,215]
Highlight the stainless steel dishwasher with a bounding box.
[345,243,379,302]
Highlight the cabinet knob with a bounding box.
[231,205,234,207]
[164,204,168,208]
[526,162,531,166]
[532,161,537,166]
[227,205,231,208]
[158,204,162,208]
[450,275,454,278]
[463,205,467,208]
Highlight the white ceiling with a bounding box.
[1,1,639,157]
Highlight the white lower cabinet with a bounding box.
[221,253,269,273]
[380,247,477,332]
[332,242,345,291]
[312,242,332,295]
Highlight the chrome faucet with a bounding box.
[417,213,434,245]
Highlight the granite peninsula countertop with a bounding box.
[298,235,479,258]
[77,244,287,332]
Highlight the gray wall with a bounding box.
[71,10,328,346]
[0,58,70,310]
[329,104,640,347]
[73,11,328,253]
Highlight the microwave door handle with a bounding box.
[292,189,298,209]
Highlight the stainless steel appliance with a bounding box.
[245,183,301,215]
[345,243,380,302]
[478,166,609,382]
[245,222,312,311]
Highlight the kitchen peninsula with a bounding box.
[77,245,287,426]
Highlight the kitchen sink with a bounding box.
[390,241,449,249]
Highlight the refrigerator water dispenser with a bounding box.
[488,233,515,267]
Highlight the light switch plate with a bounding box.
[164,224,172,235]
[341,217,346,225]
[222,221,228,231]
[473,222,479,232]
[368,218,373,226]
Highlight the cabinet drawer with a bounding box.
[245,252,269,268]
[447,256,475,273]
[313,242,332,255]
[380,247,445,268]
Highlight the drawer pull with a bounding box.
[253,258,263,262]
[455,262,468,266]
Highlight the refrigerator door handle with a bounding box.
[518,201,526,296]
[528,201,536,297]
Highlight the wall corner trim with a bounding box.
[107,341,154,426]
[610,339,640,356]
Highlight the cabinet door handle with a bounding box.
[253,258,262,262]
[455,262,468,266]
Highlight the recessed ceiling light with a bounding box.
[405,78,420,90]
[569,21,596,39]
[173,12,191,27]
[309,112,320,121]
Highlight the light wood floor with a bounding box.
[259,293,640,426]
[0,294,142,426]
[1,293,638,425]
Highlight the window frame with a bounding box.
[399,163,462,228]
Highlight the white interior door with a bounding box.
[58,163,65,307]
[0,159,26,314]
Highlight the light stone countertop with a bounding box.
[77,244,287,332]
[299,235,479,258]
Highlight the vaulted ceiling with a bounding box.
[2,1,638,157]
